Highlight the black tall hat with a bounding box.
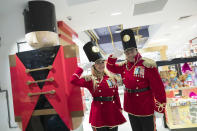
[23,1,57,34]
[120,29,137,50]
[83,42,103,62]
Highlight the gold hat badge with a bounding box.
[123,34,130,42]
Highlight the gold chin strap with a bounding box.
[155,99,166,112]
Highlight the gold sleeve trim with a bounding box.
[73,73,80,78]
[107,62,114,66]
[155,99,166,113]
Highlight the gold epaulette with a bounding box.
[142,57,157,68]
[117,60,127,66]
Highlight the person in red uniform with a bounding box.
[70,42,126,131]
[106,29,166,131]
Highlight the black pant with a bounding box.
[128,114,156,131]
[92,126,118,131]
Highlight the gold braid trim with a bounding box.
[73,73,80,78]
[107,62,114,66]
[117,61,127,66]
[125,110,154,117]
[142,57,157,68]
[155,99,166,113]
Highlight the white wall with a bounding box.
[76,32,90,65]
[0,0,27,131]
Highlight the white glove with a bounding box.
[112,48,124,58]
[154,111,164,118]
[80,62,94,71]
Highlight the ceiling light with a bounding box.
[111,12,122,16]
[115,30,121,33]
[178,15,192,20]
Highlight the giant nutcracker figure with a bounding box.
[106,29,167,131]
[9,1,83,131]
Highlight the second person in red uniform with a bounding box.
[106,29,167,131]
[70,42,126,131]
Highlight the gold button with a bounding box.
[101,102,103,104]
[99,90,101,92]
[136,87,139,89]
[136,94,139,96]
[123,34,130,42]
[113,101,115,103]
[137,80,139,82]
[113,90,115,92]
[123,72,125,74]
[100,96,102,98]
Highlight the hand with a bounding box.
[80,62,94,71]
[112,48,124,58]
[154,111,164,118]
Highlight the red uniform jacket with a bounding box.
[70,67,126,128]
[107,53,166,116]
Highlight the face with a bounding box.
[94,60,105,73]
[124,48,138,62]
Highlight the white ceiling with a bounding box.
[145,14,197,58]
[48,0,197,58]
[1,0,197,59]
[49,0,197,31]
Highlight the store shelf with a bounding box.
[167,123,197,129]
[165,86,197,92]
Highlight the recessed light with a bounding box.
[111,12,122,16]
[115,30,121,33]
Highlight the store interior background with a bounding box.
[1,0,197,131]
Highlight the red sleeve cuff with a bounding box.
[155,100,166,113]
[107,55,117,65]
[75,67,84,76]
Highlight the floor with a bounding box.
[81,88,170,131]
